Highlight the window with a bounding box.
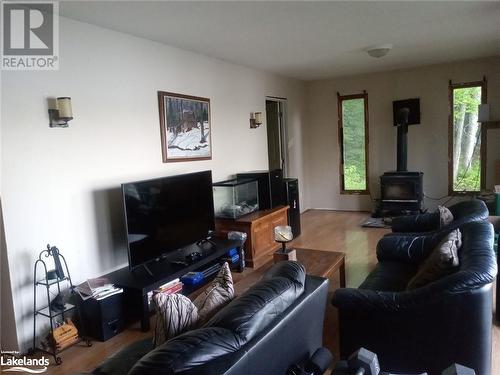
[337,92,369,194]
[449,80,486,194]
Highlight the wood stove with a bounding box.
[379,101,423,216]
[380,171,423,216]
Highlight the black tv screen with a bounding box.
[393,98,420,126]
[122,170,215,269]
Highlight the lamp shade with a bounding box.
[478,104,490,123]
[274,225,293,243]
[254,112,263,125]
[57,97,73,120]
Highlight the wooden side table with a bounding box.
[294,248,345,360]
[294,248,346,287]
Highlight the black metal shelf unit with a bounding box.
[31,244,91,365]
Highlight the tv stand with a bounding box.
[141,264,155,278]
[104,238,243,331]
[197,237,217,247]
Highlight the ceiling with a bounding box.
[60,1,500,81]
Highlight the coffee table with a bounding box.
[232,248,346,358]
[233,248,345,292]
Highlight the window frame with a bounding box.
[448,79,487,195]
[337,92,370,195]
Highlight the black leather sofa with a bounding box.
[78,261,329,375]
[332,220,497,375]
[391,199,489,233]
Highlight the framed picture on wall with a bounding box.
[158,91,212,162]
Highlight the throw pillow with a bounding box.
[407,229,461,290]
[437,205,454,227]
[193,262,234,324]
[152,292,198,347]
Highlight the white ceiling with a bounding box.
[60,1,500,81]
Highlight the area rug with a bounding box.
[361,217,391,228]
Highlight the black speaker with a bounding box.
[80,292,124,342]
[284,178,301,237]
[237,169,285,210]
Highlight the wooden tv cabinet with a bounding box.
[215,205,289,268]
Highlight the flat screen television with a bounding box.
[121,170,215,270]
[393,98,420,126]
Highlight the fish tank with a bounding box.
[213,178,259,219]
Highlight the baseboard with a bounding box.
[304,207,372,213]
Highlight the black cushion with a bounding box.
[359,261,417,292]
[207,270,305,341]
[263,259,305,283]
[207,261,305,341]
[127,327,241,375]
[391,199,488,233]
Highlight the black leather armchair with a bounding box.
[390,199,489,233]
[332,221,497,375]
[80,261,329,375]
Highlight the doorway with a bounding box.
[266,97,288,176]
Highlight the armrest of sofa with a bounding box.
[332,288,396,311]
[128,327,242,375]
[449,199,488,221]
[331,288,422,312]
[391,212,440,233]
[334,284,494,374]
[332,279,456,313]
[376,232,442,264]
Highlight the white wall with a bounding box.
[486,127,500,189]
[1,199,19,351]
[1,17,306,350]
[304,57,500,211]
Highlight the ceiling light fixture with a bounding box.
[366,44,393,58]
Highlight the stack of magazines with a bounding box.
[154,278,183,295]
[147,278,184,307]
[75,277,123,301]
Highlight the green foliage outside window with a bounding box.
[342,98,367,191]
[452,86,482,192]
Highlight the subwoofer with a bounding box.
[283,178,301,237]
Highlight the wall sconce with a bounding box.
[250,112,263,129]
[49,97,73,127]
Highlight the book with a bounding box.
[75,277,117,301]
[157,278,181,291]
[153,280,184,295]
[95,287,123,301]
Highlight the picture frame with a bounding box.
[158,91,212,162]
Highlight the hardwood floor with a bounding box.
[17,210,499,374]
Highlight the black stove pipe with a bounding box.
[396,108,410,172]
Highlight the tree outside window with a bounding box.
[449,81,486,194]
[338,93,369,194]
